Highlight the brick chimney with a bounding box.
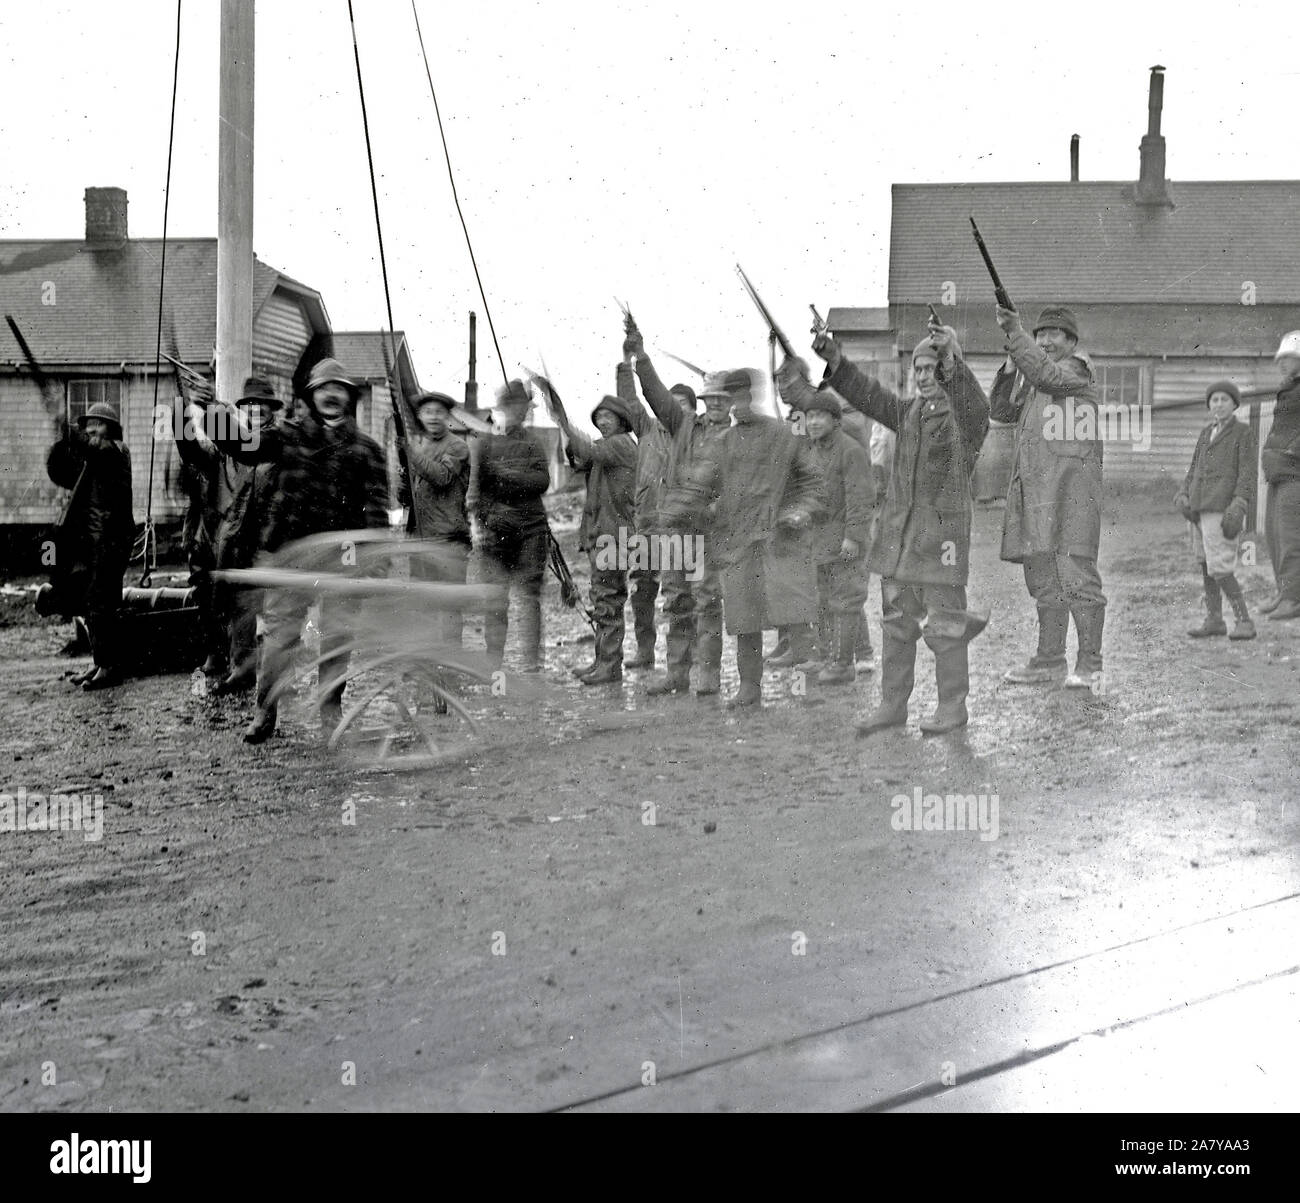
[84,187,128,248]
[1135,66,1172,207]
[1070,134,1079,182]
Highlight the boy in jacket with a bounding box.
[1174,381,1257,639]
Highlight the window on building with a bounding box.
[1093,362,1146,410]
[67,379,123,427]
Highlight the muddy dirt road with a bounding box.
[2,493,1297,1112]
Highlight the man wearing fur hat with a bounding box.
[778,320,989,734]
[406,391,472,647]
[1260,333,1300,620]
[215,358,389,742]
[787,389,875,685]
[622,324,730,697]
[532,375,643,685]
[991,305,1106,689]
[702,368,824,709]
[476,380,552,673]
[45,401,136,690]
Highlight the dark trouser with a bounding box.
[629,566,659,658]
[1022,551,1106,673]
[658,534,722,678]
[1266,478,1300,601]
[817,558,870,661]
[257,591,359,714]
[189,542,226,669]
[479,527,547,669]
[78,550,129,673]
[882,579,977,655]
[411,536,471,647]
[589,555,629,667]
[219,582,262,681]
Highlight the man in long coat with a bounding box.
[779,323,988,734]
[990,305,1105,689]
[1260,332,1300,620]
[45,402,135,690]
[706,368,824,709]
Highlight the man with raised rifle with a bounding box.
[623,321,730,698]
[778,317,989,735]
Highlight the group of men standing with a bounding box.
[42,305,1300,741]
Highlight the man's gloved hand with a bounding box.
[1173,491,1196,524]
[623,323,645,362]
[775,356,810,394]
[1221,497,1248,539]
[995,305,1022,336]
[811,332,843,375]
[776,508,809,531]
[839,537,860,562]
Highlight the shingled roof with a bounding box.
[330,331,420,396]
[890,181,1300,306]
[0,238,324,367]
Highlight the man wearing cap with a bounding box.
[406,391,472,647]
[991,305,1106,690]
[171,375,283,695]
[476,380,552,673]
[703,367,824,709]
[46,402,135,690]
[623,324,729,697]
[788,389,875,685]
[533,375,643,685]
[213,358,389,742]
[1174,381,1257,639]
[778,321,989,734]
[1260,333,1300,620]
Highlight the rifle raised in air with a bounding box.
[735,264,794,359]
[969,217,1015,311]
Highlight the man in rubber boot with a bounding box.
[781,388,874,686]
[990,305,1105,690]
[707,368,824,710]
[624,323,729,698]
[779,320,988,735]
[406,390,472,649]
[213,358,389,743]
[535,375,641,686]
[476,380,552,673]
[46,402,135,691]
[1260,332,1300,621]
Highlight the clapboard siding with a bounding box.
[251,292,311,403]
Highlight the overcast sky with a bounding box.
[3,0,1297,426]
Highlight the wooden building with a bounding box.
[831,68,1300,509]
[0,187,331,549]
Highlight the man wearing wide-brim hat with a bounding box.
[1260,332,1300,620]
[406,390,472,647]
[45,401,136,690]
[475,379,553,672]
[701,366,825,709]
[210,356,390,742]
[990,304,1107,690]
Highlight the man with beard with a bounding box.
[406,391,472,647]
[214,358,389,743]
[778,321,989,734]
[45,402,135,690]
[623,323,730,698]
[990,305,1105,689]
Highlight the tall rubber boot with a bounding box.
[726,633,764,708]
[627,571,658,668]
[817,616,857,686]
[855,631,915,735]
[1188,562,1226,637]
[1218,574,1256,641]
[517,593,543,673]
[920,645,970,734]
[1003,607,1068,684]
[1064,604,1105,690]
[243,653,280,744]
